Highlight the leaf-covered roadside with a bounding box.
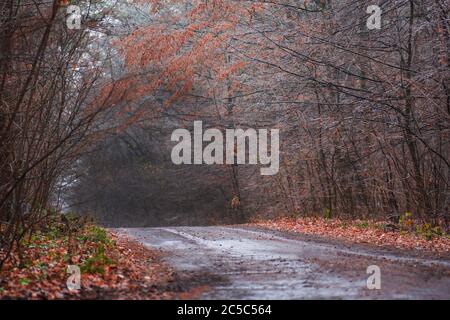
[250,217,450,254]
[0,220,178,299]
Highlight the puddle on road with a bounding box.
[143,228,364,299]
[118,226,449,299]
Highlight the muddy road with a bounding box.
[117,226,450,299]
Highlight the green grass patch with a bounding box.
[81,244,113,275]
[354,221,369,229]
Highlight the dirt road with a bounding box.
[117,226,450,299]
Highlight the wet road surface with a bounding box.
[116,226,450,299]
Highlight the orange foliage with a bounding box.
[252,217,450,254]
[108,0,259,113]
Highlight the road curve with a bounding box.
[116,226,450,299]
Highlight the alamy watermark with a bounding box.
[66,5,81,30]
[366,265,381,290]
[171,121,279,175]
[66,265,81,291]
[367,5,382,30]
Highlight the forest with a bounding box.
[0,0,449,300]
